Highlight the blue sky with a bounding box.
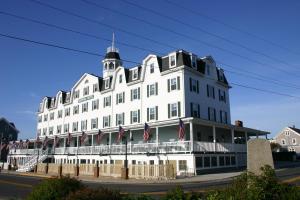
[1,0,300,139]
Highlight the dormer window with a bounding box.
[119,75,122,83]
[50,98,55,107]
[169,53,176,67]
[191,55,197,69]
[132,68,138,80]
[74,90,79,99]
[150,63,154,73]
[105,79,110,89]
[219,69,224,81]
[93,84,99,92]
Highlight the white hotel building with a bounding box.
[9,41,268,176]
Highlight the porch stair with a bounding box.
[16,149,48,172]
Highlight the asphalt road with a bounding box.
[0,166,300,199]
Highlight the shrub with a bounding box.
[26,176,83,200]
[66,187,122,200]
[162,186,203,200]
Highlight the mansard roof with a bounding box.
[104,52,120,60]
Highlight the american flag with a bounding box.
[143,123,151,142]
[117,126,125,143]
[178,118,185,140]
[80,131,88,144]
[96,129,103,145]
[67,133,72,146]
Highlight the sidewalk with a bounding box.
[1,169,242,184]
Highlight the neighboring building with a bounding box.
[0,117,19,161]
[8,38,268,176]
[274,126,300,155]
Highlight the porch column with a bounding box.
[245,131,248,142]
[91,134,94,146]
[213,125,216,152]
[189,122,194,152]
[231,129,235,144]
[109,132,112,153]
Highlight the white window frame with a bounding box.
[73,105,79,115]
[92,99,99,110]
[65,108,70,117]
[220,111,227,124]
[150,63,154,73]
[82,102,88,113]
[93,84,99,92]
[38,115,42,123]
[131,110,138,123]
[103,116,110,128]
[191,79,197,92]
[132,68,138,80]
[191,103,200,118]
[43,128,47,136]
[74,90,79,99]
[281,139,286,145]
[116,113,124,125]
[58,110,63,118]
[117,92,124,104]
[292,138,297,145]
[64,124,69,133]
[81,120,87,131]
[170,78,177,91]
[119,74,122,83]
[72,122,78,132]
[285,131,290,136]
[91,118,98,129]
[191,55,197,69]
[83,86,89,96]
[104,96,111,107]
[149,84,156,96]
[169,53,176,67]
[44,114,48,122]
[105,79,110,89]
[49,127,54,135]
[50,112,54,120]
[149,107,156,121]
[170,103,178,117]
[132,88,138,100]
[57,125,62,134]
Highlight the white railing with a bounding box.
[194,142,246,152]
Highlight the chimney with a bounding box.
[235,120,243,127]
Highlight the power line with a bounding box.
[1,32,300,100]
[118,0,299,70]
[164,0,300,57]
[0,11,164,55]
[78,0,300,78]
[2,9,300,90]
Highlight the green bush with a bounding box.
[162,186,203,200]
[66,187,122,200]
[26,176,83,200]
[206,165,300,200]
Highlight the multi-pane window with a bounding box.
[132,68,138,80]
[150,63,154,73]
[91,118,98,129]
[190,103,200,118]
[147,83,158,97]
[83,86,89,96]
[179,160,187,170]
[191,55,197,68]
[105,79,110,89]
[74,90,79,99]
[131,88,140,101]
[116,113,125,126]
[93,84,99,92]
[168,77,180,92]
[103,116,110,128]
[73,105,79,115]
[147,106,158,121]
[64,124,69,133]
[58,110,63,118]
[50,112,54,120]
[49,127,53,135]
[57,125,62,134]
[43,128,47,136]
[103,96,111,107]
[116,92,125,104]
[72,122,78,132]
[169,53,176,67]
[82,102,88,112]
[92,99,99,110]
[207,85,215,98]
[130,110,140,124]
[219,89,226,103]
[168,102,181,118]
[81,120,87,131]
[189,78,199,93]
[44,114,48,122]
[119,75,122,83]
[220,110,228,124]
[208,107,216,121]
[38,115,42,123]
[65,108,70,117]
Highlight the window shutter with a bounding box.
[147,108,149,121]
[130,111,132,124]
[224,92,226,103]
[214,109,216,121]
[177,76,180,90]
[225,112,227,124]
[147,85,149,97]
[213,87,215,99]
[207,85,209,97]
[116,114,118,126]
[155,106,158,120]
[122,112,125,125]
[197,104,200,118]
[103,98,105,108]
[218,89,221,101]
[138,109,140,123]
[190,103,193,117]
[131,90,133,101]
[103,117,104,128]
[109,96,111,106]
[178,102,181,117]
[109,115,111,126]
[155,82,158,95]
[220,110,222,123]
[196,80,199,93]
[116,94,118,105]
[138,87,140,99]
[123,92,125,103]
[168,104,170,118]
[208,107,210,120]
[189,78,192,91]
[167,79,170,92]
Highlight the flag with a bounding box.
[178,118,185,140]
[43,136,49,147]
[96,130,103,145]
[67,133,72,146]
[117,126,125,143]
[143,123,151,141]
[80,131,88,144]
[19,139,23,149]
